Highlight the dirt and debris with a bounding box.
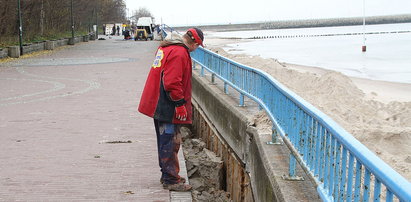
[123,190,135,195]
[180,126,232,202]
[99,140,132,144]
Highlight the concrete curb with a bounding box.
[170,145,192,202]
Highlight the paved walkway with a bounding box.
[0,36,188,201]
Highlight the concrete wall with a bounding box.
[22,41,46,54]
[0,48,8,58]
[191,70,322,202]
[0,35,92,59]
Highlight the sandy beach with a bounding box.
[204,35,411,181]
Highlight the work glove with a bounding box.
[175,105,187,121]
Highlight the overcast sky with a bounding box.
[125,0,411,26]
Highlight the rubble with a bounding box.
[180,126,232,202]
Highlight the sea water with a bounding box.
[211,23,411,84]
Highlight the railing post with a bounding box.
[346,153,355,202]
[200,65,205,77]
[211,73,216,84]
[239,93,245,107]
[192,61,197,69]
[354,161,362,202]
[282,154,304,181]
[373,179,381,202]
[267,127,281,145]
[339,148,348,201]
[224,82,229,94]
[289,154,296,176]
[363,169,371,202]
[386,190,393,202]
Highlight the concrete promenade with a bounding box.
[0,36,186,201]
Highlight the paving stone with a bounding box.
[0,35,190,202]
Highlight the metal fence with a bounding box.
[158,24,175,39]
[190,47,411,202]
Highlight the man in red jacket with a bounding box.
[138,28,204,191]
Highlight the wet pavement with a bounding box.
[0,36,188,201]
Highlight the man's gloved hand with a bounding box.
[175,105,187,121]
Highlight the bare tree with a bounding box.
[0,0,127,47]
[132,7,154,22]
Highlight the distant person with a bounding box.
[138,28,204,191]
[124,30,131,40]
[112,25,116,36]
[116,26,120,36]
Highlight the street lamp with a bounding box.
[70,0,75,45]
[17,0,23,55]
[94,2,99,39]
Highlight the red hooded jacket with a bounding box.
[138,42,192,124]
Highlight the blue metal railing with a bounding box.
[191,47,411,202]
[158,24,175,39]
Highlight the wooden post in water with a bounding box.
[362,0,367,52]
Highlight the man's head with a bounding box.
[183,28,204,52]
